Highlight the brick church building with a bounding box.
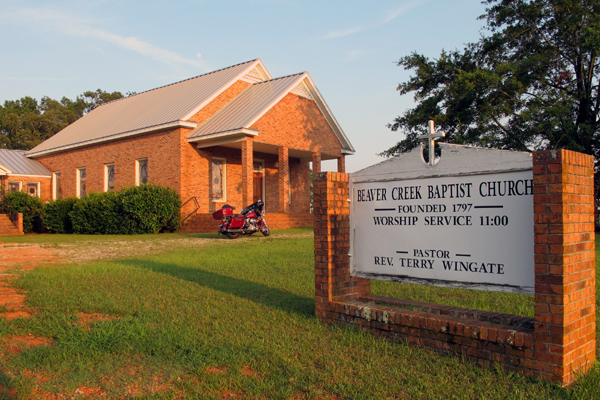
[9,59,354,232]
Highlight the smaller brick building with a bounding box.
[0,149,51,202]
[25,59,354,231]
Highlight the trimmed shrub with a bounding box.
[120,185,181,234]
[41,198,78,234]
[70,192,124,234]
[68,185,181,234]
[0,191,42,233]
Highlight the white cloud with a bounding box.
[1,6,207,70]
[319,1,423,40]
[73,26,207,69]
[321,26,365,40]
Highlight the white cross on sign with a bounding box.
[418,120,446,166]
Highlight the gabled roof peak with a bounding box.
[252,71,306,86]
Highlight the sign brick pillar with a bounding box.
[313,172,370,321]
[532,149,596,385]
[241,136,254,207]
[278,146,289,213]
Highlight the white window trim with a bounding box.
[7,181,22,193]
[135,158,148,186]
[52,171,61,200]
[76,168,86,198]
[104,163,115,192]
[26,182,41,197]
[212,157,227,202]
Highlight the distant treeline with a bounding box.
[0,89,127,150]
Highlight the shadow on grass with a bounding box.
[118,259,315,317]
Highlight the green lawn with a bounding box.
[0,228,597,399]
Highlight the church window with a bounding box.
[212,158,226,201]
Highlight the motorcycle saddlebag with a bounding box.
[212,206,234,220]
[229,216,245,228]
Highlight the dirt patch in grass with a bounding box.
[30,386,108,400]
[0,237,219,268]
[206,366,228,375]
[0,243,56,270]
[1,231,312,267]
[2,334,53,355]
[220,391,243,399]
[50,238,216,265]
[0,385,17,399]
[0,266,33,321]
[241,364,259,377]
[73,386,108,397]
[75,312,121,328]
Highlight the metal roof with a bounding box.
[0,149,51,176]
[188,73,306,140]
[187,72,355,153]
[27,59,269,157]
[351,144,532,183]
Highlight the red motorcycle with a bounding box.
[213,199,270,239]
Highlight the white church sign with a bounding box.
[350,130,535,294]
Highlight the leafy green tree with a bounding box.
[76,89,125,115]
[384,0,600,163]
[0,89,124,150]
[0,96,77,150]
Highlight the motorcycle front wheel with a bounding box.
[261,226,270,237]
[226,232,240,239]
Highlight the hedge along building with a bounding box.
[25,59,355,231]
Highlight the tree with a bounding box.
[75,89,125,115]
[0,96,74,150]
[0,89,124,150]
[384,0,600,164]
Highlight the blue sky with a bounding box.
[0,0,487,172]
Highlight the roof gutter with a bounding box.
[187,128,259,143]
[188,128,259,148]
[26,120,198,158]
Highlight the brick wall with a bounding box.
[180,80,252,213]
[289,159,310,214]
[179,146,311,219]
[35,127,182,199]
[313,149,596,386]
[251,93,343,158]
[313,172,370,318]
[178,212,312,233]
[532,149,596,384]
[0,175,52,203]
[179,213,313,233]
